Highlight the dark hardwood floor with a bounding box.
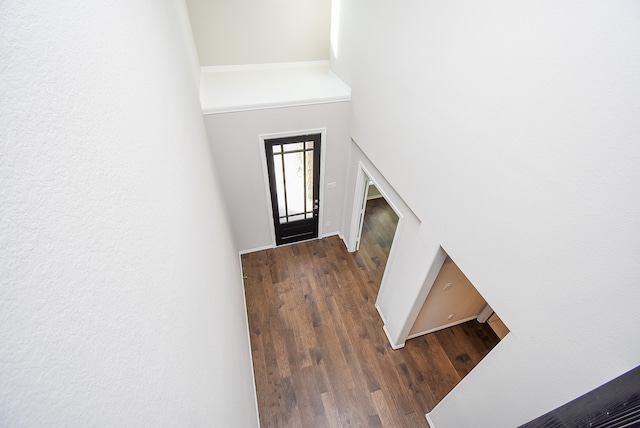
[241,198,500,427]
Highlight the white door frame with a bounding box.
[347,164,370,252]
[347,162,403,252]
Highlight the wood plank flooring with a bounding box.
[241,198,500,427]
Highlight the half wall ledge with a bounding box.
[199,61,351,114]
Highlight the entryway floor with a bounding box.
[241,224,500,426]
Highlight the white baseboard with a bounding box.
[237,254,261,428]
[375,305,405,348]
[374,304,387,324]
[321,231,352,254]
[239,232,343,256]
[425,412,435,427]
[382,324,405,350]
[321,231,341,239]
[338,232,349,250]
[239,244,274,255]
[406,315,479,340]
[376,304,405,349]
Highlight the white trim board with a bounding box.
[375,303,388,325]
[338,233,350,251]
[238,232,340,256]
[202,97,350,115]
[383,324,405,350]
[321,231,342,239]
[405,315,481,340]
[376,304,406,350]
[425,413,435,427]
[238,253,261,428]
[200,61,351,115]
[239,244,274,256]
[201,60,330,73]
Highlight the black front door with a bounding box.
[265,134,321,246]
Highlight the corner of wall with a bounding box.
[176,0,201,90]
[425,412,435,427]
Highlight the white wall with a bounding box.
[186,0,331,66]
[0,1,258,427]
[333,1,640,426]
[176,0,202,87]
[341,141,428,349]
[203,103,350,252]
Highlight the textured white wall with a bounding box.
[203,103,350,252]
[186,0,331,66]
[333,1,640,426]
[176,0,202,87]
[0,1,257,427]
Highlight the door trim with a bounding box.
[259,128,327,248]
[348,165,370,252]
[347,162,402,252]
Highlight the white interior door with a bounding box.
[348,165,372,252]
[354,176,370,251]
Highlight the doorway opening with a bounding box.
[407,251,509,341]
[407,254,509,340]
[264,133,321,246]
[405,251,508,404]
[348,163,403,295]
[347,160,507,409]
[354,182,399,290]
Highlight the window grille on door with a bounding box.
[272,140,316,223]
